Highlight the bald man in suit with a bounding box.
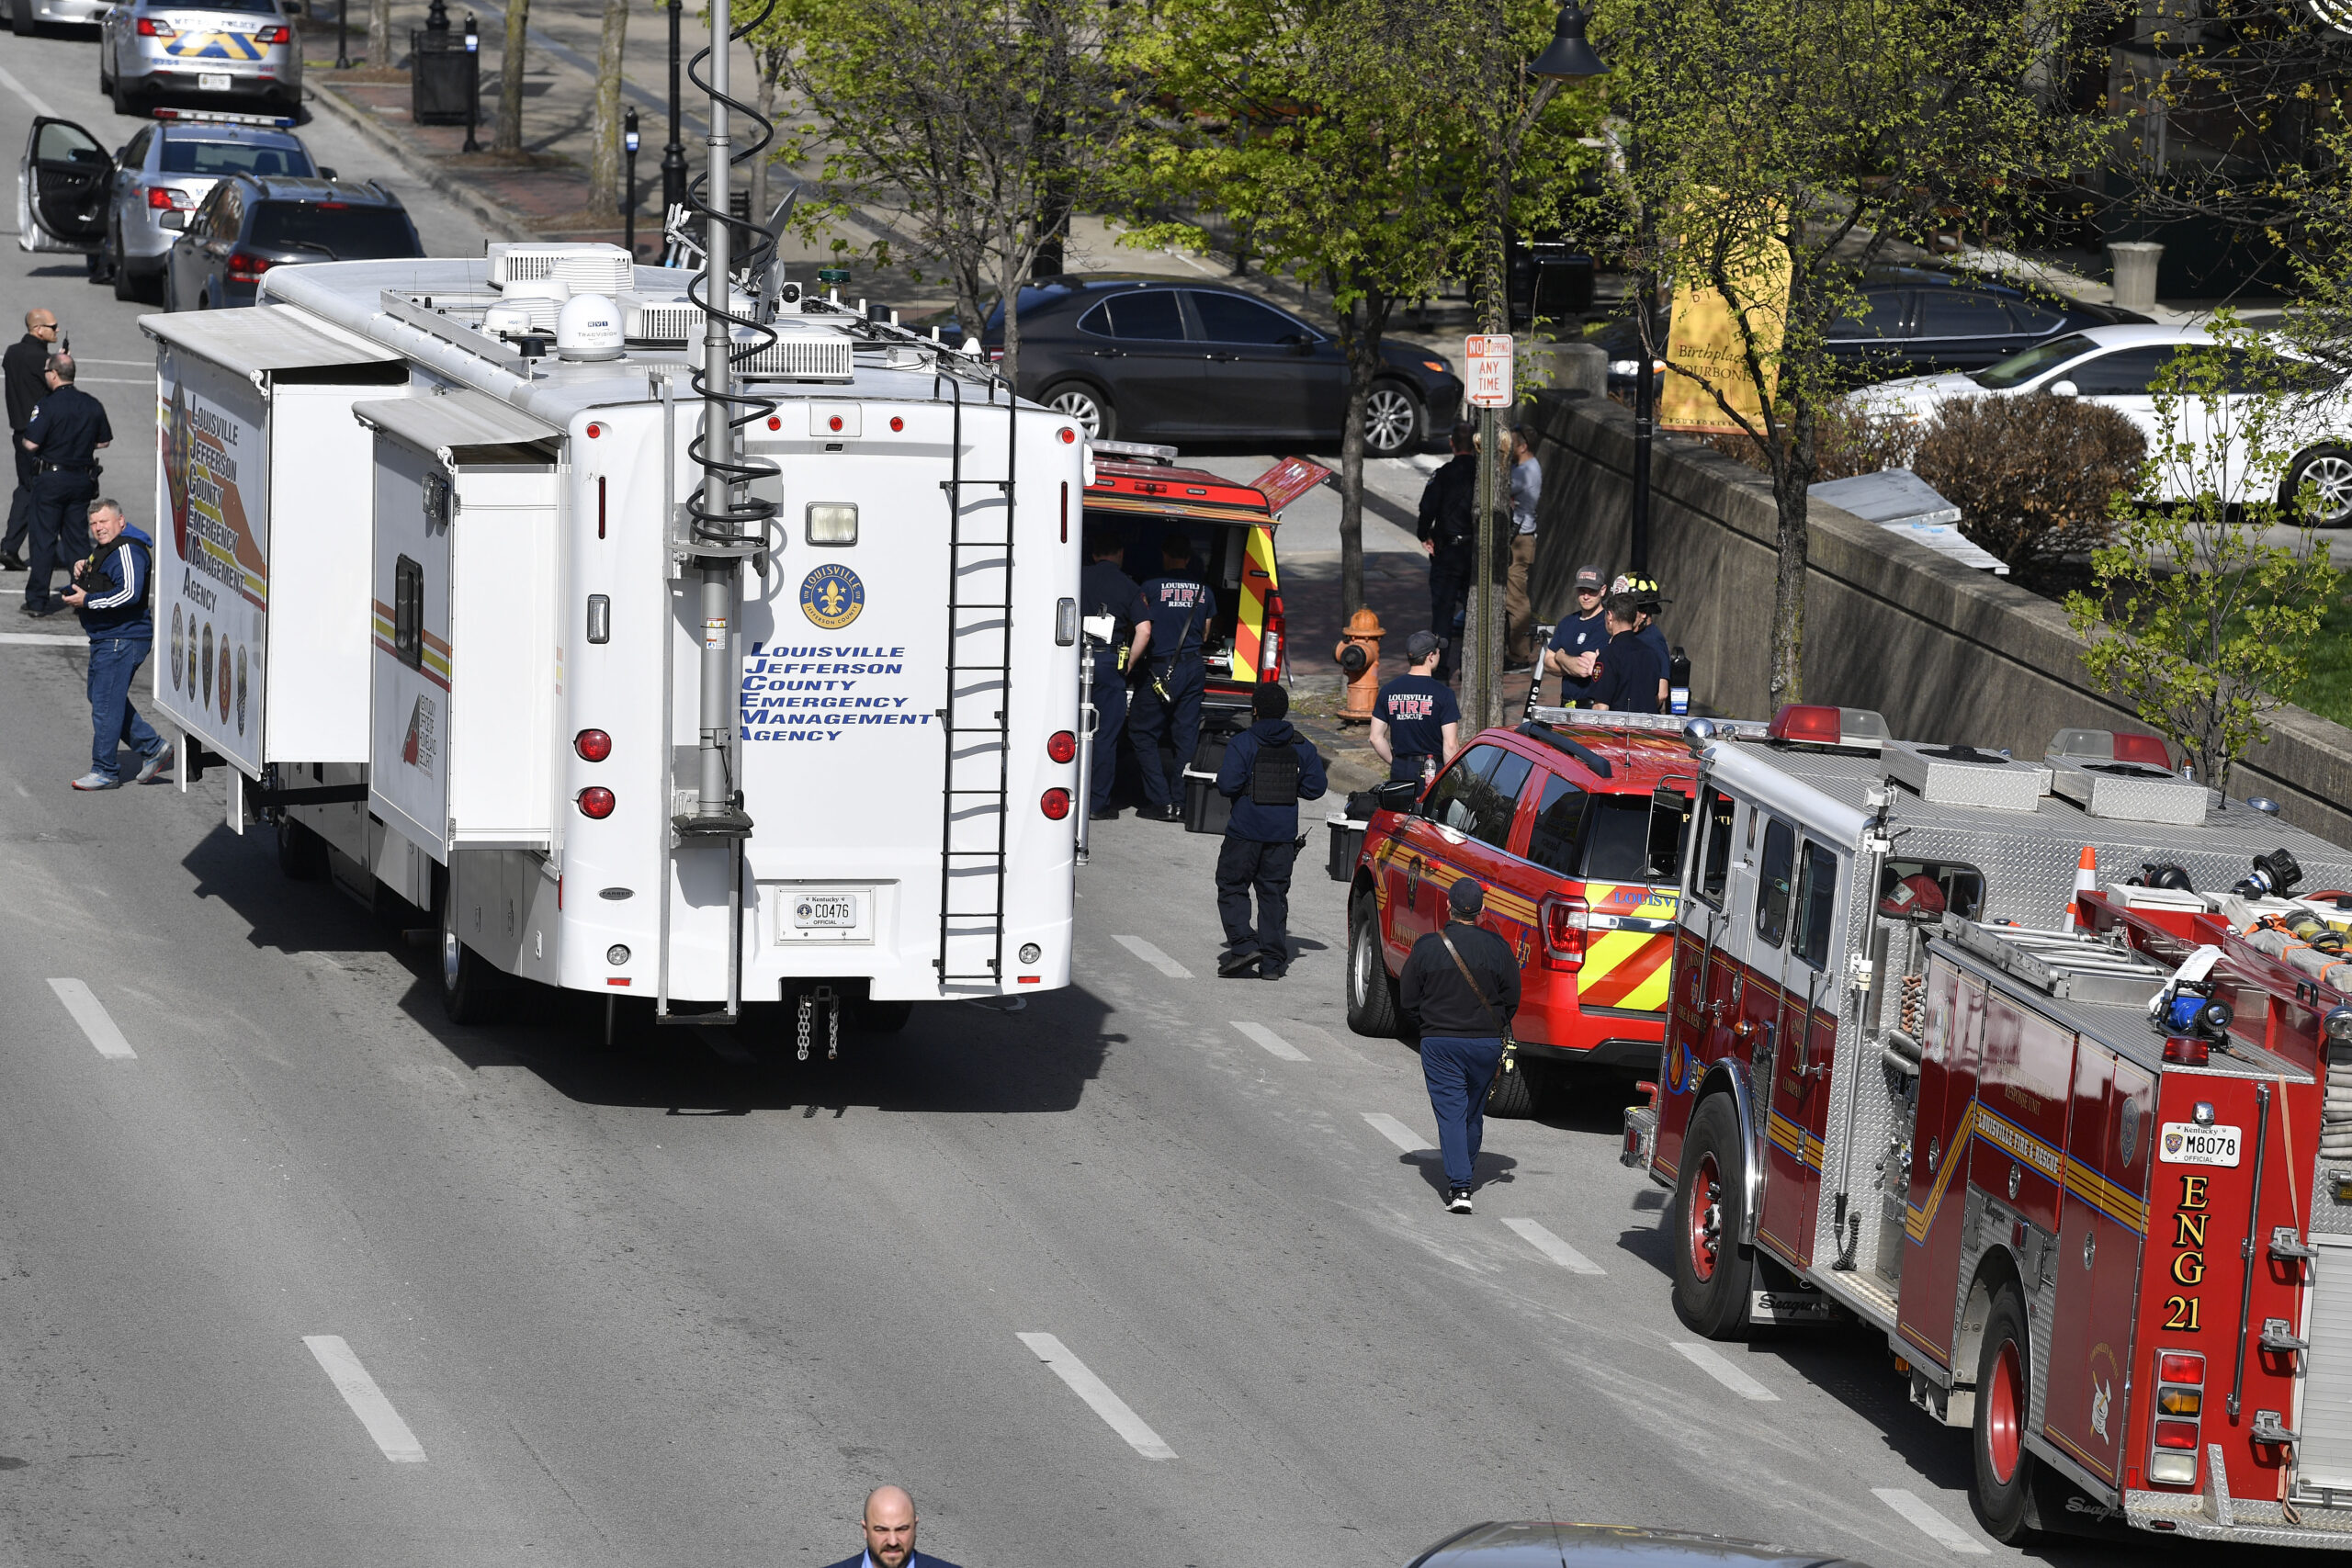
[820,1485,964,1568]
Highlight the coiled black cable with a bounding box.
[683,0,781,552]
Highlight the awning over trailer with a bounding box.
[140,305,403,378]
[352,387,561,463]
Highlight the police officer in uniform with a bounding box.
[1079,527,1142,821]
[3,308,62,570]
[1582,592,1666,714]
[19,355,109,619]
[1415,424,1478,681]
[1213,683,1326,978]
[1126,534,1215,823]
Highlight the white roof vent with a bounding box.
[556,294,627,362]
[487,242,634,296]
[624,293,698,345]
[736,323,854,382]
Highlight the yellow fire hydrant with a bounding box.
[1334,607,1385,724]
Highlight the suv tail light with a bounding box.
[146,186,192,210]
[136,17,175,34]
[1261,593,1285,684]
[226,252,274,283]
[1539,893,1589,971]
[254,24,291,41]
[2148,1349,2207,1486]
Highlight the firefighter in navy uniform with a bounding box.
[1079,528,1143,821]
[17,355,109,620]
[1126,534,1216,824]
[1213,683,1326,979]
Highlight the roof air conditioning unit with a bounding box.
[623,294,700,346]
[736,324,855,383]
[487,242,635,297]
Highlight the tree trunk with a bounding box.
[368,0,391,69]
[494,0,530,156]
[998,247,1023,387]
[751,50,782,227]
[586,0,629,218]
[1766,406,1819,707]
[1329,276,1394,620]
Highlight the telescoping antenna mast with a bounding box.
[672,0,781,1019]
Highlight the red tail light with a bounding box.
[2163,1037,2210,1066]
[2158,1352,2206,1383]
[137,17,175,34]
[226,252,274,283]
[2114,732,2171,767]
[574,728,612,762]
[1041,788,1071,820]
[1540,893,1589,970]
[146,186,192,210]
[1046,730,1077,764]
[2153,1419,2200,1450]
[1261,593,1285,683]
[577,787,616,819]
[254,24,291,41]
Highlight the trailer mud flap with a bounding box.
[1749,1287,1838,1325]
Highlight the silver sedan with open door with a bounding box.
[17,118,111,275]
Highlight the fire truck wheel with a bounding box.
[1485,1051,1535,1118]
[439,909,501,1026]
[1346,896,1400,1036]
[1972,1285,2044,1542]
[275,818,328,882]
[1669,1093,1753,1339]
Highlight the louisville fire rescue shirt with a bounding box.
[1584,627,1665,714]
[1136,573,1216,667]
[1375,674,1459,770]
[1547,608,1608,701]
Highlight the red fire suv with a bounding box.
[1345,715,1720,1113]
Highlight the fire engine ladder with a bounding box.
[933,375,1018,987]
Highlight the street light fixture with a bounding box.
[335,0,352,70]
[1464,4,1607,730]
[624,107,642,258]
[662,0,689,236]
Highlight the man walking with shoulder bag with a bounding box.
[1401,878,1521,1213]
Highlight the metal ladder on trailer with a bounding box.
[934,378,1018,987]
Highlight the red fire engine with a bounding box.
[1623,705,2352,1547]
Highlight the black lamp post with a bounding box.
[334,0,351,69]
[461,13,481,153]
[624,107,641,257]
[661,0,688,226]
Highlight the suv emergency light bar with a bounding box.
[1529,707,1765,743]
[1089,439,1179,465]
[1765,703,1887,750]
[150,108,299,130]
[1518,720,1614,778]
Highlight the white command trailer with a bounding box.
[143,243,1086,1038]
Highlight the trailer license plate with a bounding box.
[795,895,857,929]
[199,73,232,93]
[2159,1122,2242,1168]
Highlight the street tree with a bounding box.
[2065,326,2342,794]
[1126,0,1593,618]
[494,0,530,156]
[368,0,392,70]
[761,0,1144,384]
[1585,0,2108,705]
[588,0,631,218]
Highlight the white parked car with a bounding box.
[1851,322,2352,526]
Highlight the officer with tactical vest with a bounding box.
[1212,684,1327,979]
[61,498,170,790]
[1079,527,1143,821]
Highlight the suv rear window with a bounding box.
[162,141,311,177]
[247,201,418,259]
[1582,795,1686,883]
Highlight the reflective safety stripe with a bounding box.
[1229,525,1277,686]
[1578,928,1673,1011]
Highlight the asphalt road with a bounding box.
[0,24,2280,1568]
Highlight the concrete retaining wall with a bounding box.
[1521,389,2352,843]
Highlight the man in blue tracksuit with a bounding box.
[1213,683,1326,979]
[62,498,170,790]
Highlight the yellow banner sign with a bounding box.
[1659,215,1792,435]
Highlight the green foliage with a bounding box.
[2064,324,2342,793]
[1583,0,2112,703]
[759,0,1143,380]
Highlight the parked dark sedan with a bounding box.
[978,276,1463,456]
[1591,265,2147,395]
[163,173,422,310]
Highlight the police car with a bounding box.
[1346,713,1733,1114]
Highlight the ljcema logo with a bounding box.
[800,564,865,629]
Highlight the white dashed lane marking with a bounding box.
[1871,1488,1990,1554]
[1231,1021,1307,1061]
[1500,1217,1605,1275]
[0,60,59,117]
[302,1336,426,1461]
[1361,1112,1435,1155]
[1670,1341,1778,1401]
[1015,1333,1176,1460]
[1112,935,1192,978]
[48,979,135,1060]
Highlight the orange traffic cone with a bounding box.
[2065,846,2098,931]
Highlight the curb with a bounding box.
[303,78,536,244]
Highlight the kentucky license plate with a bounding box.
[2159,1121,2242,1167]
[794,895,858,929]
[199,73,233,92]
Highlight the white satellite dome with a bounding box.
[556,293,627,362]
